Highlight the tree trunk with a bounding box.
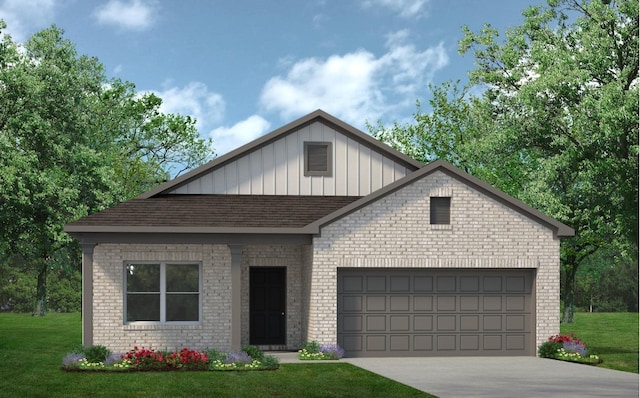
[561,262,578,323]
[33,262,47,317]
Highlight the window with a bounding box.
[304,142,332,176]
[125,263,200,323]
[430,197,451,225]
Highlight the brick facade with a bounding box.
[89,171,561,355]
[240,244,306,350]
[308,170,560,351]
[92,243,232,352]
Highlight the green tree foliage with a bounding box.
[0,22,214,315]
[371,0,638,321]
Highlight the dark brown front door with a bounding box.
[250,267,286,345]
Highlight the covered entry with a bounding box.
[337,268,534,357]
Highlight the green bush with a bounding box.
[84,345,111,364]
[538,341,562,358]
[242,345,264,361]
[261,354,280,370]
[302,341,321,353]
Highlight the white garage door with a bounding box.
[337,268,534,357]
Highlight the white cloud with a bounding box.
[0,0,56,42]
[259,29,448,128]
[209,115,271,156]
[93,0,157,31]
[361,0,429,19]
[150,81,226,132]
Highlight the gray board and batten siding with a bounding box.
[160,114,419,197]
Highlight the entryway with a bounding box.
[250,267,286,345]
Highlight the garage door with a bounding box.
[337,269,534,357]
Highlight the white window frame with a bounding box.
[123,261,202,325]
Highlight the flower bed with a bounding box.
[538,333,602,365]
[298,341,344,360]
[61,345,279,372]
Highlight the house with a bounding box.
[64,110,573,357]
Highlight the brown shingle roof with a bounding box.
[66,195,361,229]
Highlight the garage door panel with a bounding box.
[414,276,433,292]
[460,296,480,311]
[414,335,433,351]
[366,296,386,311]
[460,276,480,292]
[414,296,433,311]
[460,315,480,331]
[437,276,456,292]
[390,276,410,292]
[366,315,386,331]
[341,315,362,332]
[342,296,362,312]
[390,296,410,311]
[390,315,410,331]
[414,315,433,331]
[338,269,534,357]
[390,335,410,351]
[366,335,386,351]
[437,296,456,311]
[366,276,386,291]
[342,276,363,292]
[436,315,456,331]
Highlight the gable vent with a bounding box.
[304,142,332,176]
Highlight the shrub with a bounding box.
[299,341,344,360]
[84,345,111,364]
[302,340,321,353]
[320,343,345,360]
[261,354,280,370]
[538,341,562,358]
[61,353,85,370]
[242,345,264,361]
[225,351,252,366]
[539,334,601,364]
[121,346,209,371]
[206,348,226,362]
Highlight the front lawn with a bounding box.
[560,312,639,373]
[0,313,432,397]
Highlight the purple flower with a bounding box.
[563,341,587,356]
[62,353,85,369]
[225,351,252,365]
[104,352,124,366]
[320,343,345,359]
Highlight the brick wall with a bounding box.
[308,170,560,352]
[92,243,232,352]
[240,245,305,350]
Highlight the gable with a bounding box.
[142,110,422,198]
[310,160,574,238]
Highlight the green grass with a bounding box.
[0,313,433,398]
[560,312,639,373]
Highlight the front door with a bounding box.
[250,267,286,345]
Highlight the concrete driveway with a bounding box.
[343,357,639,398]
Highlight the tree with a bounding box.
[371,0,638,321]
[0,22,214,315]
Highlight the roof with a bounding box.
[309,159,575,237]
[64,110,573,238]
[64,195,361,234]
[138,109,423,199]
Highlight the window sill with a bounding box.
[430,224,452,230]
[123,322,202,331]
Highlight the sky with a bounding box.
[0,0,535,156]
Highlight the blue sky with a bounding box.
[0,0,533,156]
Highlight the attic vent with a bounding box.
[430,197,451,225]
[304,142,332,177]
